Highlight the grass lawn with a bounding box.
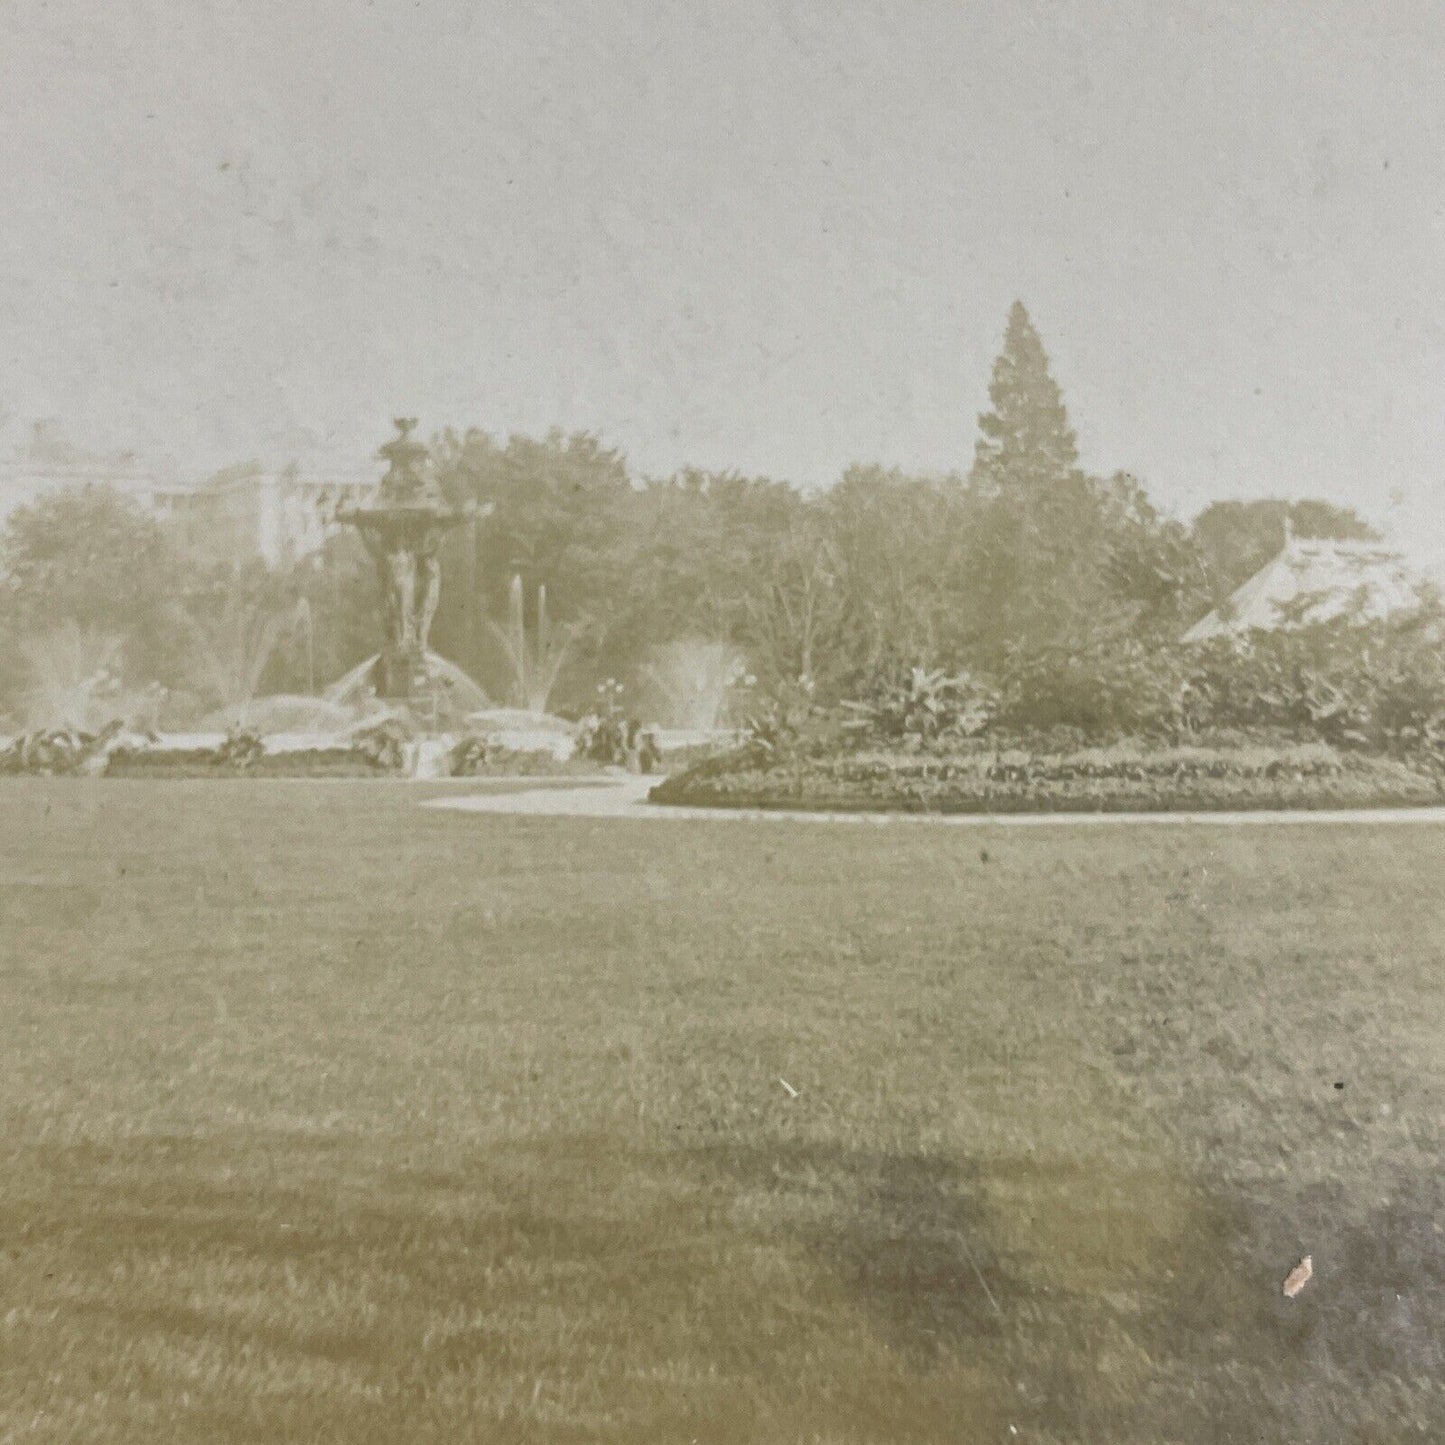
[1,780,1441,1443]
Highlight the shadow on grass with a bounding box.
[679,1140,1445,1442]
[678,1142,1010,1365]
[6,1133,1443,1442]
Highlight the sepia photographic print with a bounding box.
[2,2,1443,1441]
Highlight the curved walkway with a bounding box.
[424,774,1445,827]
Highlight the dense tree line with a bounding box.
[0,303,1384,729]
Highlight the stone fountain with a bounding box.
[330,419,487,717]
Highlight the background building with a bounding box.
[159,464,370,568]
[0,424,369,569]
[1184,532,1430,642]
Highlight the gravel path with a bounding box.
[424,775,1445,826]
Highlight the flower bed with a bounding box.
[649,740,1445,814]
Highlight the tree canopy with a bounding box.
[0,304,1398,730]
[0,486,185,692]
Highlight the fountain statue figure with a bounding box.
[337,419,473,700]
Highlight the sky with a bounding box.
[1,0,1444,556]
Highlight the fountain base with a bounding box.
[324,650,490,727]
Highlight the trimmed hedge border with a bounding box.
[102,748,393,779]
[101,749,595,780]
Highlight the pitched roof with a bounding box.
[1183,536,1426,643]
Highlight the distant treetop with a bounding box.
[971,300,1079,495]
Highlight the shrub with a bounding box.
[573,715,663,771]
[216,728,265,771]
[1181,609,1445,752]
[576,712,628,765]
[350,719,410,772]
[998,634,1186,738]
[984,606,1445,751]
[840,667,997,745]
[450,735,498,775]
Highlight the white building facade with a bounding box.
[157,465,372,567]
[0,448,371,569]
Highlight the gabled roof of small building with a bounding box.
[1183,534,1427,643]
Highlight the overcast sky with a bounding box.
[2,0,1443,549]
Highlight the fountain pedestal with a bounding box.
[336,419,478,712]
[376,646,421,700]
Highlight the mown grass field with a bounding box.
[1,779,1442,1443]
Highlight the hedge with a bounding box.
[101,747,391,779]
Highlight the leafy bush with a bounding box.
[1181,610,1445,752]
[574,715,663,771]
[980,606,1445,753]
[450,735,498,775]
[998,633,1187,737]
[734,673,839,758]
[576,711,628,765]
[737,704,796,759]
[841,667,997,744]
[216,728,265,772]
[350,719,410,772]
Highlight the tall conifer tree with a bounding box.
[971,301,1078,494]
[963,303,1099,657]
